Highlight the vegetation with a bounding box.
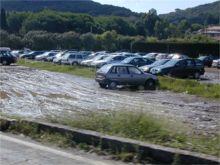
[159,76,220,100]
[18,59,220,100]
[47,111,220,157]
[2,111,219,159]
[18,59,96,78]
[161,1,220,25]
[1,0,135,17]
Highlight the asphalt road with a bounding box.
[0,132,124,165]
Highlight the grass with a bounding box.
[5,119,151,163]
[18,59,220,99]
[17,59,96,78]
[47,111,220,157]
[159,76,220,100]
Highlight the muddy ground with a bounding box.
[0,65,219,135]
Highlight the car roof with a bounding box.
[106,63,134,67]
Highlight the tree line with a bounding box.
[0,8,210,39]
[1,29,217,52]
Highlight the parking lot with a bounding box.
[1,65,219,135]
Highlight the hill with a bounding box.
[160,1,220,25]
[0,0,136,17]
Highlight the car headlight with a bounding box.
[143,67,149,72]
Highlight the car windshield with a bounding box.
[98,64,112,73]
[163,59,179,66]
[198,56,207,60]
[0,51,12,56]
[121,57,133,63]
[152,59,169,66]
[103,56,115,61]
[94,55,108,61]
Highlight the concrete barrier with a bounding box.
[1,117,219,164]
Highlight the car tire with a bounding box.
[72,62,78,66]
[145,79,156,90]
[2,60,9,66]
[99,83,107,88]
[108,81,117,90]
[194,72,201,79]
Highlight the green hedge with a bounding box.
[132,42,219,58]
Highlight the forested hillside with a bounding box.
[160,1,220,25]
[1,0,136,17]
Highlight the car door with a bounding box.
[109,66,130,85]
[186,59,195,77]
[127,66,145,85]
[68,54,76,64]
[172,60,187,77]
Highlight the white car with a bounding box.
[81,54,108,66]
[212,59,220,68]
[61,53,86,65]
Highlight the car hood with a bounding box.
[153,65,173,70]
[143,72,158,80]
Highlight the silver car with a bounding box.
[95,63,158,90]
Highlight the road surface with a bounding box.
[0,132,124,165]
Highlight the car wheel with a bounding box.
[108,81,117,90]
[194,72,200,79]
[99,83,107,89]
[145,79,156,90]
[2,60,9,65]
[72,62,78,66]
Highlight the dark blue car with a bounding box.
[121,57,153,67]
[150,59,205,79]
[140,59,170,73]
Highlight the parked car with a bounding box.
[155,53,169,60]
[95,63,158,90]
[143,53,158,61]
[91,55,126,68]
[35,52,57,61]
[150,59,205,79]
[61,53,86,65]
[52,51,68,64]
[140,59,170,73]
[81,54,108,66]
[198,56,213,67]
[121,57,153,67]
[20,51,45,59]
[168,53,189,60]
[0,50,17,65]
[212,59,220,69]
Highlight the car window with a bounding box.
[0,51,11,57]
[116,66,128,74]
[111,66,117,74]
[195,60,203,66]
[77,55,83,59]
[186,60,194,67]
[114,56,124,61]
[176,60,186,67]
[128,67,142,75]
[69,54,76,58]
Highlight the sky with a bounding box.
[94,0,217,14]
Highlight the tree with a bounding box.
[0,8,8,30]
[100,30,118,51]
[81,33,96,50]
[0,30,9,46]
[154,20,169,39]
[7,12,29,33]
[143,9,159,36]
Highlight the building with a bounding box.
[197,26,220,40]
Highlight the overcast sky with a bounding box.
[94,0,217,14]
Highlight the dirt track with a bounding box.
[0,65,219,135]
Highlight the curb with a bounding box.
[1,118,219,164]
